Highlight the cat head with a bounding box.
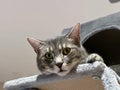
[27,23,84,76]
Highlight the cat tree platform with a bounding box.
[4,12,120,90]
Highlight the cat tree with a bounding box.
[4,12,120,90]
[4,61,120,90]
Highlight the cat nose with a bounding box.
[56,63,63,68]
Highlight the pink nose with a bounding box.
[56,63,63,68]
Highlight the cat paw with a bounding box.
[86,53,103,63]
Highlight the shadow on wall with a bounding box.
[109,0,120,3]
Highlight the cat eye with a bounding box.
[62,47,71,55]
[45,52,53,59]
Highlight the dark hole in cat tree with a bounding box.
[83,29,120,66]
[109,0,120,3]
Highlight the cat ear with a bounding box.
[27,37,44,54]
[66,23,80,46]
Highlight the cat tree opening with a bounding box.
[83,29,120,66]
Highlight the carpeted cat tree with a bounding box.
[4,12,120,90]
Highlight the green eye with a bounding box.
[45,52,53,59]
[62,47,71,55]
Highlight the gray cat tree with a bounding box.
[4,12,120,90]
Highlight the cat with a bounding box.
[27,23,103,77]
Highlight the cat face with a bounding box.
[27,23,83,76]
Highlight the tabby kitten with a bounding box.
[27,23,103,76]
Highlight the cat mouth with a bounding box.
[57,69,70,76]
[59,68,67,72]
[59,69,64,72]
